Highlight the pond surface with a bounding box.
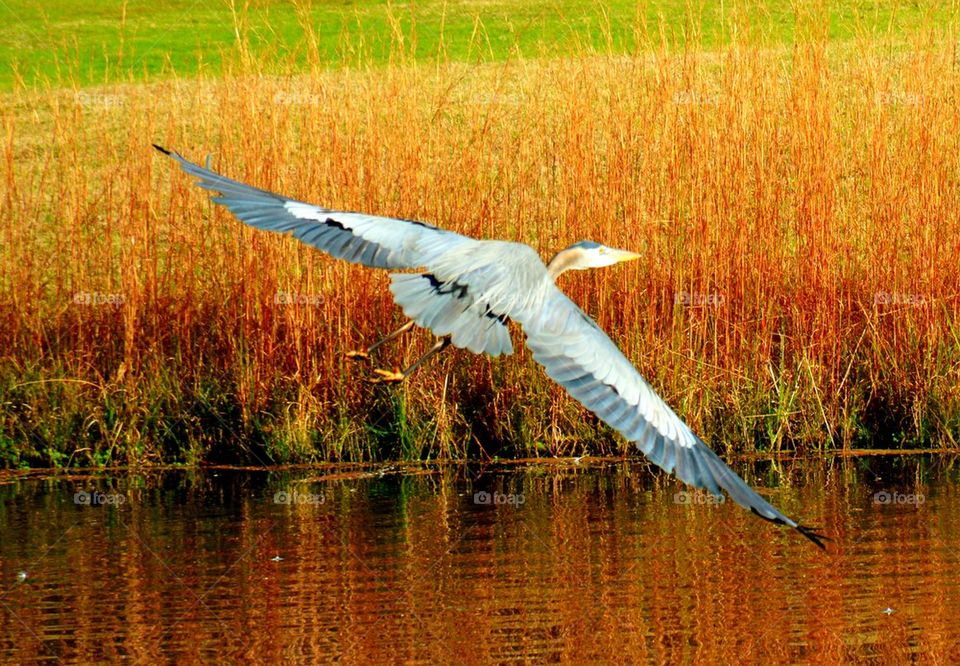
[1,456,958,663]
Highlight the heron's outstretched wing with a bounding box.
[522,287,826,548]
[154,145,475,270]
[156,145,520,355]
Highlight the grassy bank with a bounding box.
[1,0,956,90]
[2,13,960,467]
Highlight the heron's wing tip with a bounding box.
[749,506,829,550]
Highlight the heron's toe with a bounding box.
[345,350,370,362]
[369,368,405,384]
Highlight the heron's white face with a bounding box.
[547,240,642,279]
[578,244,642,269]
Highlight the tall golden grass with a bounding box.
[2,23,959,466]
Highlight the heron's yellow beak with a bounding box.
[611,249,642,263]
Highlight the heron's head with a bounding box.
[547,240,642,279]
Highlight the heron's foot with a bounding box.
[345,350,370,362]
[368,368,406,384]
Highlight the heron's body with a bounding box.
[155,144,826,549]
[390,239,547,356]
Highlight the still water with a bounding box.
[0,456,958,663]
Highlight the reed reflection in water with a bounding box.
[0,457,958,663]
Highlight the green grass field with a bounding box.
[2,0,955,90]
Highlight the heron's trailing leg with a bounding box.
[346,320,415,361]
[370,337,452,384]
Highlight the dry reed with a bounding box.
[1,20,958,466]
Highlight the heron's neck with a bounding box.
[546,248,580,281]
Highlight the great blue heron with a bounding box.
[155,145,826,549]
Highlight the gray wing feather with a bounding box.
[523,287,826,547]
[157,146,517,355]
[157,146,473,270]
